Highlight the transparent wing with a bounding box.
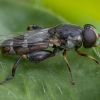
[0,28,51,47]
[0,32,25,44]
[25,28,50,43]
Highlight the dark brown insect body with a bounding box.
[0,24,100,85]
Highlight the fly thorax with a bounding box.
[61,35,82,50]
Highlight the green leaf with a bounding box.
[0,1,100,100]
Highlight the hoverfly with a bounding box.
[0,24,100,85]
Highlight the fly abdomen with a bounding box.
[1,39,16,54]
[0,35,25,55]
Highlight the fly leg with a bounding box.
[63,50,75,85]
[27,49,58,63]
[75,49,100,65]
[0,48,59,85]
[27,24,42,30]
[0,55,27,85]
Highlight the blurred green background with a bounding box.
[0,0,100,100]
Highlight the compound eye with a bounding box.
[83,25,97,48]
